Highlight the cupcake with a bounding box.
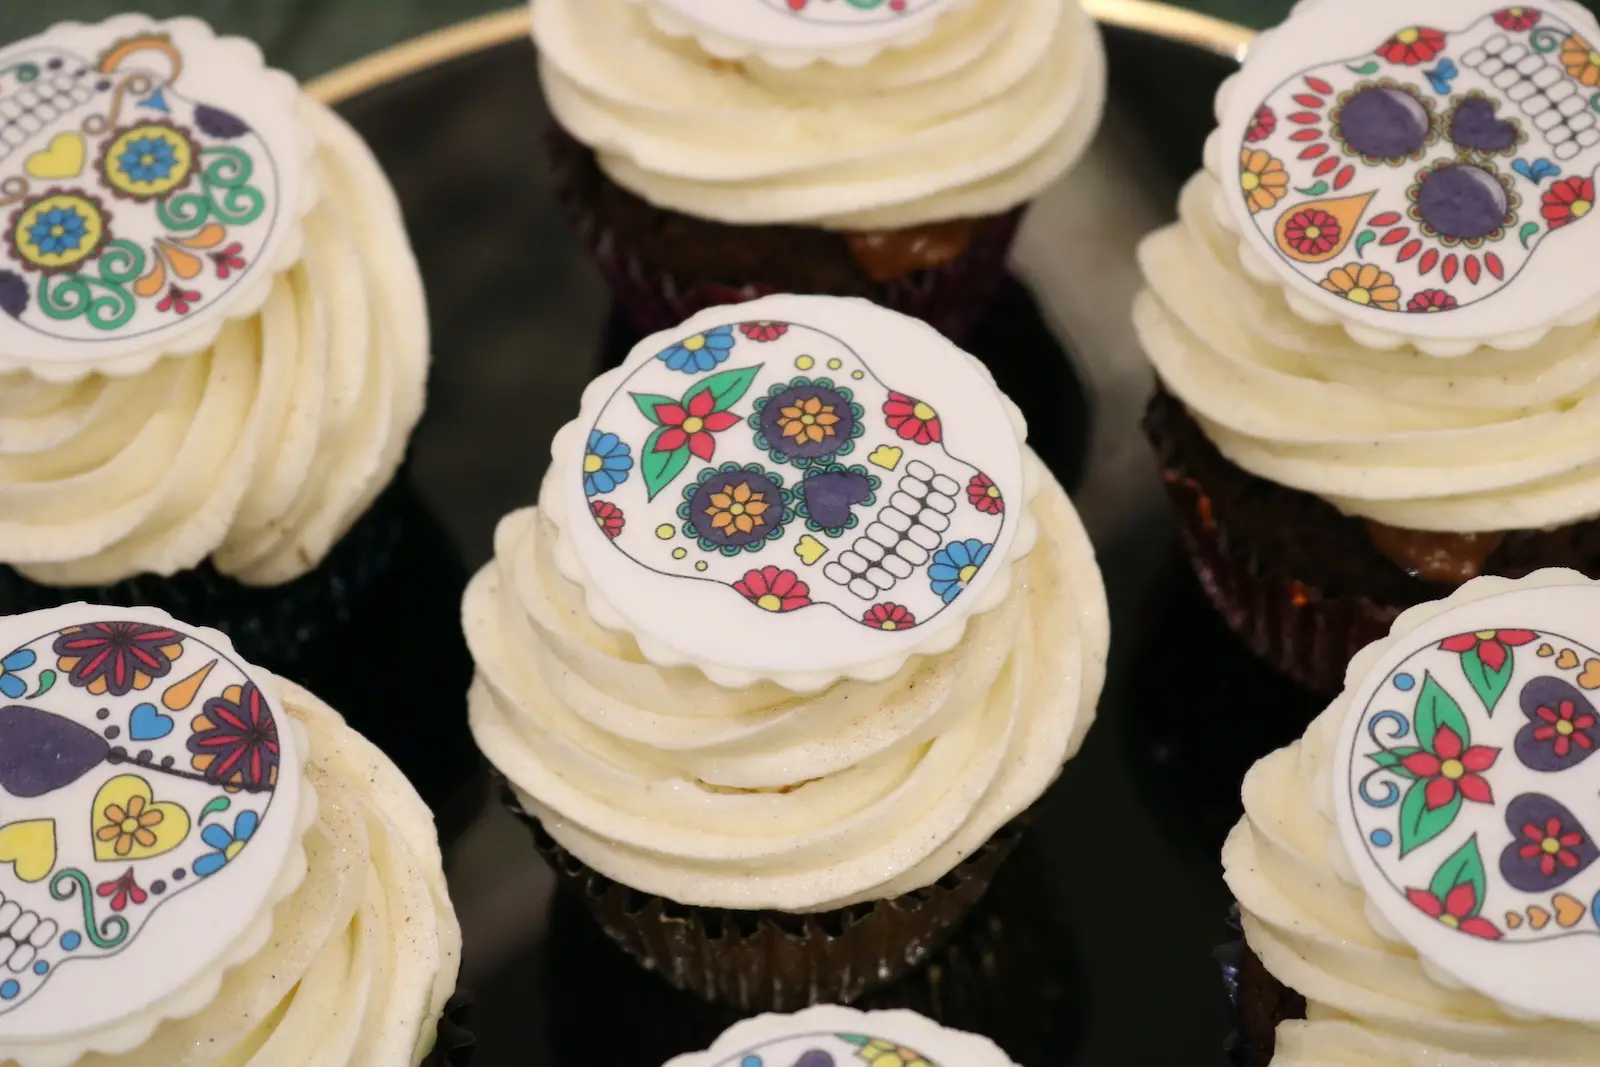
[0,603,464,1066]
[661,1005,1022,1067]
[0,17,428,673]
[533,0,1107,342]
[465,294,1108,1009]
[1225,568,1600,1064]
[1133,0,1600,694]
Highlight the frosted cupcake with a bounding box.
[534,0,1106,342]
[0,603,464,1066]
[1226,569,1600,1064]
[0,17,428,670]
[661,1005,1020,1067]
[1134,0,1600,693]
[465,294,1108,1009]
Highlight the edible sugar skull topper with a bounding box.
[0,605,303,1043]
[1334,579,1600,1022]
[561,295,1026,685]
[661,1006,1020,1067]
[620,0,972,64]
[0,17,309,375]
[1221,0,1600,342]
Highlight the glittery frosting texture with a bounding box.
[505,785,1024,1012]
[547,128,1023,344]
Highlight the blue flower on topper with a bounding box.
[193,810,258,877]
[929,539,992,604]
[0,648,36,699]
[27,207,87,255]
[117,135,179,183]
[583,431,634,496]
[656,325,736,374]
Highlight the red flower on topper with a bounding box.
[1542,176,1595,229]
[1281,208,1343,258]
[1519,815,1587,877]
[1439,630,1536,672]
[884,392,942,445]
[211,241,246,279]
[157,285,200,315]
[967,473,1004,515]
[1494,7,1542,31]
[653,385,742,461]
[1406,883,1501,940]
[1400,724,1498,810]
[1245,104,1276,143]
[96,869,148,913]
[735,567,811,613]
[590,500,625,539]
[1532,697,1597,758]
[863,603,916,630]
[1377,27,1446,65]
[1408,290,1458,313]
[739,321,788,342]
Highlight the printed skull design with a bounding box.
[1234,3,1600,317]
[0,19,298,364]
[760,0,938,22]
[0,608,298,1032]
[701,1031,939,1067]
[579,319,1014,636]
[1336,585,1600,1021]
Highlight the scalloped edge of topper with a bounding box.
[1206,0,1600,359]
[544,295,1044,693]
[609,0,982,69]
[0,16,322,384]
[1324,566,1600,1022]
[661,1006,1023,1067]
[0,603,317,1065]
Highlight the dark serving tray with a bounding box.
[324,9,1329,1065]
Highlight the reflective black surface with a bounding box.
[334,25,1331,1067]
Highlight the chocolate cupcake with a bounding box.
[1226,569,1600,1063]
[464,294,1109,1010]
[0,603,465,1065]
[1133,0,1600,693]
[534,0,1106,342]
[0,17,430,678]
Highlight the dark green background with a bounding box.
[6,0,1600,84]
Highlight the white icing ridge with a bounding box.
[464,448,1108,912]
[1134,169,1600,533]
[532,0,1106,229]
[0,97,428,587]
[0,681,460,1067]
[662,1005,1021,1067]
[1225,569,1600,1065]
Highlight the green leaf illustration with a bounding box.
[641,427,691,501]
[25,670,54,699]
[1520,221,1541,249]
[200,796,232,824]
[1460,644,1513,716]
[1367,746,1424,778]
[630,393,678,426]
[1414,671,1471,751]
[1354,230,1377,257]
[1295,181,1330,197]
[699,364,762,413]
[1348,61,1380,74]
[1400,781,1462,857]
[1427,834,1487,915]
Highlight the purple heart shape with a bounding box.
[1451,97,1520,153]
[803,471,872,530]
[195,105,251,140]
[1500,793,1599,893]
[791,1053,834,1067]
[0,704,109,798]
[1516,676,1600,772]
[0,271,27,320]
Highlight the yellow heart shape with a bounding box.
[1554,893,1587,928]
[1557,649,1580,670]
[24,133,85,180]
[0,820,56,884]
[1579,659,1600,690]
[867,445,903,471]
[794,535,828,566]
[1529,906,1552,930]
[91,775,190,862]
[1538,644,1555,658]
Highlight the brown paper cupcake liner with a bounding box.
[422,991,476,1067]
[1218,906,1305,1067]
[502,783,1023,1012]
[547,128,1024,344]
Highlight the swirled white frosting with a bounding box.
[1133,167,1600,534]
[1224,572,1600,1066]
[464,451,1108,912]
[532,0,1106,230]
[5,682,460,1067]
[0,99,428,588]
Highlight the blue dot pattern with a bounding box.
[1393,673,1415,691]
[59,931,80,951]
[1,981,18,1000]
[1371,829,1393,847]
[31,961,46,976]
[741,1057,763,1067]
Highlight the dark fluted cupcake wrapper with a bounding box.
[502,783,1022,1012]
[1146,404,1401,697]
[547,130,1024,345]
[1218,905,1255,1067]
[423,992,476,1067]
